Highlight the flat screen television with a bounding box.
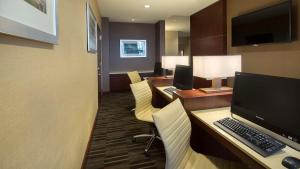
[232,0,292,46]
[231,72,300,151]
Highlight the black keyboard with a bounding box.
[214,117,285,157]
[163,87,177,95]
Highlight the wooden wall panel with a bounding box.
[190,0,227,56]
[109,72,154,92]
[191,35,227,56]
[110,74,132,92]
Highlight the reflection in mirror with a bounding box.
[165,16,190,56]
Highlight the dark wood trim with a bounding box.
[190,0,227,57]
[81,109,99,169]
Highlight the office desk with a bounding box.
[150,79,245,162]
[191,107,300,169]
[156,86,173,102]
[146,76,173,87]
[147,77,173,107]
[174,89,232,111]
[156,86,232,112]
[148,76,231,110]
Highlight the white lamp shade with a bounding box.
[193,55,241,79]
[161,56,189,69]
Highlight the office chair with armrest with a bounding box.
[152,99,244,169]
[130,80,161,154]
[127,71,142,84]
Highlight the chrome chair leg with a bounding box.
[133,134,153,138]
[133,134,154,141]
[145,135,155,153]
[133,125,161,155]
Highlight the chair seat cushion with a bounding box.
[136,107,160,123]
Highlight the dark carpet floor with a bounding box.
[86,92,165,169]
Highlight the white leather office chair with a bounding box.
[130,80,161,154]
[127,71,142,84]
[153,99,244,169]
[127,71,142,111]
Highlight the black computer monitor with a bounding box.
[231,72,300,150]
[173,65,193,90]
[153,62,163,76]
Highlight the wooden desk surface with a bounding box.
[156,87,232,100]
[175,89,232,99]
[191,107,300,169]
[156,86,232,111]
[147,77,173,87]
[146,76,173,81]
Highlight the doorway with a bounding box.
[97,25,103,97]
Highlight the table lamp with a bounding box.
[161,56,189,76]
[193,55,241,93]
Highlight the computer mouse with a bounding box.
[282,156,300,169]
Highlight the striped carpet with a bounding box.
[85,92,165,169]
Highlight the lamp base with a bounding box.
[199,87,233,93]
[211,78,222,88]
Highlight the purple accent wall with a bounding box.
[109,22,156,72]
[101,17,110,92]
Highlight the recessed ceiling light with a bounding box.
[144,4,150,8]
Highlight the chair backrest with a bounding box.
[130,80,153,115]
[127,71,142,84]
[152,99,192,169]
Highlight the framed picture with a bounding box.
[120,39,147,58]
[0,0,58,44]
[86,2,97,53]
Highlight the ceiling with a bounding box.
[98,0,218,23]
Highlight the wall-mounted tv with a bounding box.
[232,0,292,47]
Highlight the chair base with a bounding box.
[133,127,161,155]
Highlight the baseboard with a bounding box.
[81,109,99,169]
